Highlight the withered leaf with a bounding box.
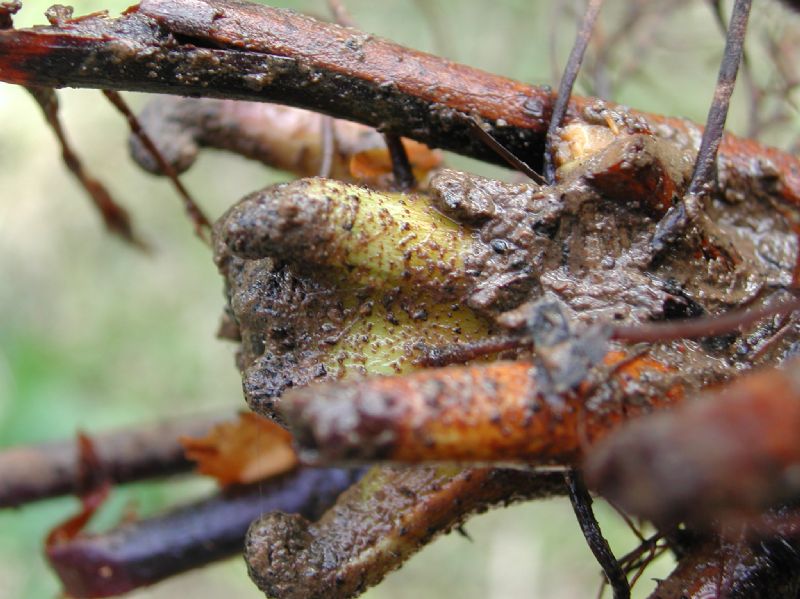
[349,138,441,181]
[181,413,297,486]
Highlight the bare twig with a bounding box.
[467,117,545,183]
[101,90,212,240]
[544,0,605,184]
[566,470,630,599]
[707,0,762,139]
[611,294,800,344]
[26,87,142,247]
[0,412,232,508]
[689,0,752,197]
[326,0,356,28]
[652,0,752,253]
[381,133,416,190]
[47,467,362,598]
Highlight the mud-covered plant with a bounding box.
[4,1,800,598]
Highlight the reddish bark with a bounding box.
[282,352,685,464]
[0,0,797,208]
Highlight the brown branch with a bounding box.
[47,467,361,598]
[128,97,360,180]
[2,0,800,210]
[26,86,143,247]
[101,90,212,240]
[127,96,441,186]
[0,0,546,167]
[0,412,231,508]
[280,352,688,464]
[649,522,800,599]
[585,357,800,526]
[566,470,630,599]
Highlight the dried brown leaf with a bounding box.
[349,138,441,181]
[181,413,297,486]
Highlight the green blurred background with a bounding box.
[1,1,797,597]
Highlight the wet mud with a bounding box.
[210,86,800,599]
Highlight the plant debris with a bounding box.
[181,412,298,486]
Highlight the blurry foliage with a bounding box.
[1,0,798,597]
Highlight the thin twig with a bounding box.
[26,87,143,248]
[611,293,800,344]
[617,533,663,573]
[467,117,545,184]
[382,133,416,190]
[706,0,762,139]
[628,543,665,589]
[608,499,647,544]
[544,0,605,184]
[102,90,211,240]
[0,411,232,508]
[326,0,356,28]
[653,0,753,252]
[565,470,630,599]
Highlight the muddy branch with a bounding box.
[246,466,565,599]
[2,0,800,208]
[47,467,362,598]
[586,357,800,526]
[281,354,686,464]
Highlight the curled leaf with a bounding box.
[181,413,297,486]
